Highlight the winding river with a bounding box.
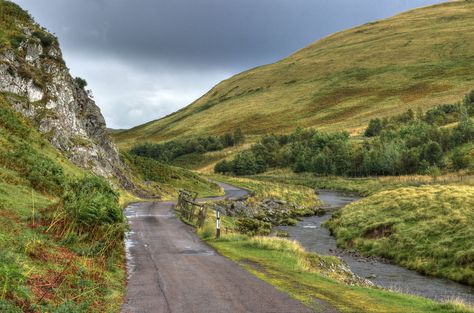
[276,190,474,305]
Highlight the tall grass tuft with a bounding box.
[47,176,127,256]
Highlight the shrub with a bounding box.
[32,30,55,47]
[0,105,30,139]
[364,118,383,137]
[0,300,22,313]
[214,159,233,174]
[9,35,25,49]
[62,176,123,229]
[451,148,470,170]
[74,77,88,89]
[0,252,28,303]
[27,157,65,195]
[48,176,126,256]
[422,141,444,166]
[236,218,272,236]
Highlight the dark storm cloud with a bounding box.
[13,0,443,128]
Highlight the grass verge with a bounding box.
[201,232,474,313]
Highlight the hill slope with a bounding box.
[114,0,474,148]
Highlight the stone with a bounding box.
[0,26,142,193]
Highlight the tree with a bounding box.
[220,133,234,147]
[214,160,233,173]
[452,108,474,145]
[463,90,474,114]
[422,141,444,167]
[451,148,469,170]
[234,127,245,145]
[364,118,383,137]
[312,152,333,176]
[400,148,420,174]
[233,151,260,175]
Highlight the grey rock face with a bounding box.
[0,28,137,190]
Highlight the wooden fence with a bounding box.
[176,189,208,228]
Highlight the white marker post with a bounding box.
[216,208,221,239]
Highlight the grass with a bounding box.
[0,183,126,312]
[0,94,125,311]
[326,185,474,286]
[201,233,474,313]
[249,169,474,196]
[209,173,320,207]
[124,154,223,200]
[171,140,256,173]
[114,0,474,147]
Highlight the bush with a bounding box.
[0,105,30,139]
[62,176,123,229]
[0,300,22,313]
[364,118,383,137]
[27,157,65,194]
[214,159,233,174]
[9,34,25,49]
[0,251,28,303]
[74,77,88,89]
[48,176,126,256]
[422,141,444,166]
[451,148,470,170]
[32,30,55,47]
[236,218,272,236]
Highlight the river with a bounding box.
[276,190,474,305]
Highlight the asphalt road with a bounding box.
[121,183,315,313]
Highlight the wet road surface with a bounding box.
[122,183,316,313]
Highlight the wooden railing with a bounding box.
[176,189,208,228]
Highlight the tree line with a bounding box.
[216,92,474,176]
[130,128,244,163]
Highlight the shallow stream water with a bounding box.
[276,190,474,305]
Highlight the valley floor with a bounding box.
[122,180,474,313]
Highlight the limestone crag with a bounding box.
[0,26,136,190]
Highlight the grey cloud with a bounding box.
[14,0,443,128]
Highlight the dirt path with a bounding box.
[121,183,315,313]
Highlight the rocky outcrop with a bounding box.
[0,25,138,191]
[215,197,325,226]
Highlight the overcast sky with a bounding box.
[14,0,443,129]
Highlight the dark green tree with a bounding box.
[364,118,383,137]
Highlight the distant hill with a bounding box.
[114,0,474,148]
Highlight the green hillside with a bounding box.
[0,94,127,312]
[114,0,474,148]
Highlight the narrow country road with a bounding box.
[121,182,314,313]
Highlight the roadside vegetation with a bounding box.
[196,227,474,312]
[326,185,474,286]
[0,95,126,311]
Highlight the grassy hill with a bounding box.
[114,0,474,149]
